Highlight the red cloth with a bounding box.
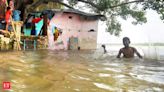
[32,18,42,23]
[5,10,11,23]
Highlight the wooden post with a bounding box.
[13,22,22,41]
[43,14,48,36]
[12,21,23,50]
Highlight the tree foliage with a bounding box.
[66,0,164,36]
[16,0,164,36]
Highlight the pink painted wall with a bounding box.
[50,12,98,49]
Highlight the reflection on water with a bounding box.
[0,50,164,92]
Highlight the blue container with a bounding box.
[13,10,21,21]
[24,27,32,36]
[0,23,4,29]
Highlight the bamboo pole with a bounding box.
[6,1,21,50]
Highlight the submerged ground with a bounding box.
[0,50,164,92]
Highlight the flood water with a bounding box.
[0,50,164,92]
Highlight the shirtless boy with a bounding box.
[117,37,142,58]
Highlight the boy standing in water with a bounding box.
[117,37,143,58]
[5,6,12,32]
[101,44,107,54]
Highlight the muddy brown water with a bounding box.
[0,50,164,92]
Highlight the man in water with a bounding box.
[102,44,107,54]
[117,37,143,58]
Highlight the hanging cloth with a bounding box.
[54,27,59,41]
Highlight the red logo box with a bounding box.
[3,82,11,90]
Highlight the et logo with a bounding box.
[3,82,11,90]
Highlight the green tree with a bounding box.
[25,0,164,36]
[66,0,164,36]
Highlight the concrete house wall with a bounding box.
[50,12,98,49]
